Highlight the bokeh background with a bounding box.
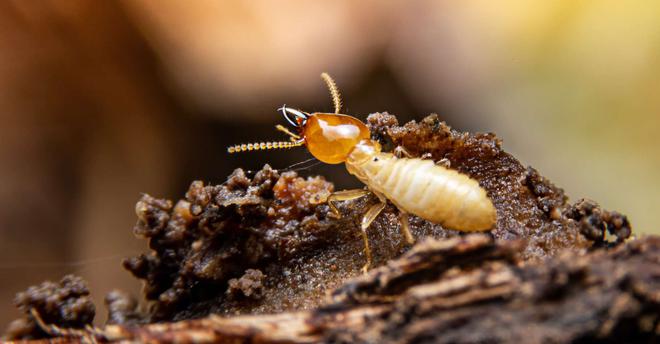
[1,1,658,327]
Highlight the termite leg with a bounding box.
[398,211,415,245]
[393,146,413,158]
[437,157,451,168]
[275,124,301,141]
[360,201,387,273]
[326,189,370,217]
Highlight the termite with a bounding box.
[228,73,496,272]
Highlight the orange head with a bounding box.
[227,73,371,164]
[279,107,370,164]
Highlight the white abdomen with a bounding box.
[348,153,496,231]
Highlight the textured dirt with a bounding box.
[320,234,660,343]
[4,275,95,340]
[564,198,632,246]
[5,113,635,339]
[123,113,632,322]
[226,269,265,300]
[104,290,143,326]
[55,235,659,344]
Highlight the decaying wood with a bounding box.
[31,234,660,343]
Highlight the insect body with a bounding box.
[229,73,496,272]
[347,146,496,231]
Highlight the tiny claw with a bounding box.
[326,200,342,218]
[437,158,451,168]
[361,263,370,274]
[329,208,342,219]
[309,190,331,205]
[393,146,413,158]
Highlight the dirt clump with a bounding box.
[227,269,265,300]
[564,198,632,245]
[4,275,95,340]
[123,165,344,321]
[105,290,144,325]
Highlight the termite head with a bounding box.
[284,107,371,164]
[227,73,371,164]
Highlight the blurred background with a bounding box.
[1,0,658,327]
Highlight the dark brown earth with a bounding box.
[53,235,660,343]
[4,113,638,341]
[4,275,95,340]
[324,234,660,343]
[104,290,143,326]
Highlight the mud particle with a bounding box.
[105,290,144,325]
[5,275,94,340]
[227,269,265,300]
[564,198,632,244]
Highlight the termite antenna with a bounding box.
[227,140,304,154]
[321,72,342,114]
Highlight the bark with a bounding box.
[28,235,660,343]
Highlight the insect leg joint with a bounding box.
[326,189,370,217]
[360,201,387,273]
[436,157,451,168]
[398,211,415,245]
[393,146,413,158]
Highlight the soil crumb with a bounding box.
[105,290,143,325]
[227,269,265,300]
[564,198,632,245]
[4,275,95,340]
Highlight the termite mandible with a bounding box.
[228,73,497,272]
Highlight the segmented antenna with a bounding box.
[321,72,342,114]
[227,140,304,154]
